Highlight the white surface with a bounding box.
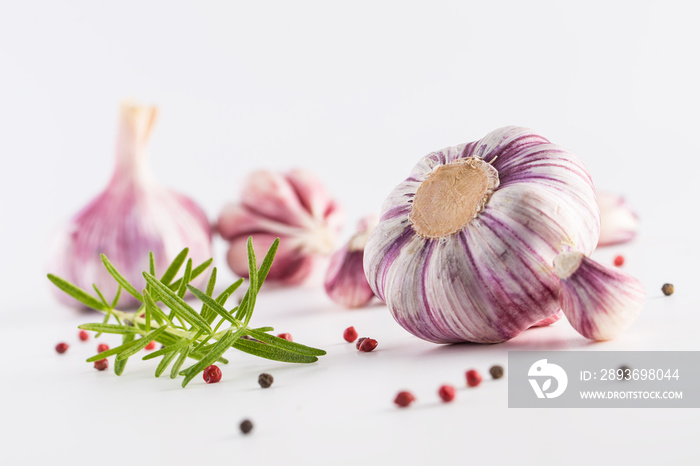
[1,1,699,465]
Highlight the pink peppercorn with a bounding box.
[144,341,156,351]
[438,384,456,402]
[203,365,222,384]
[343,326,358,343]
[394,391,416,408]
[358,338,378,352]
[55,342,69,354]
[466,369,482,387]
[613,255,624,267]
[78,330,89,341]
[277,333,293,342]
[94,359,109,371]
[97,343,109,353]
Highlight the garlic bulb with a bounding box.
[363,126,600,344]
[597,191,639,247]
[48,102,213,309]
[217,169,343,284]
[324,215,378,308]
[554,251,645,340]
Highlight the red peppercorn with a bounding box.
[203,365,222,384]
[55,342,69,354]
[78,330,89,341]
[97,343,110,353]
[466,369,482,387]
[613,255,624,267]
[94,359,109,371]
[144,341,156,351]
[355,337,367,350]
[343,326,358,343]
[438,384,456,402]
[277,333,293,341]
[394,391,416,408]
[358,338,378,352]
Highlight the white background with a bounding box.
[1,1,699,464]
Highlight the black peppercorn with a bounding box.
[489,365,505,379]
[240,419,253,434]
[661,283,674,296]
[258,373,274,388]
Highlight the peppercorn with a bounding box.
[613,255,624,267]
[94,359,109,371]
[258,373,274,388]
[97,343,110,353]
[355,337,367,350]
[466,369,482,387]
[78,330,89,341]
[240,419,254,434]
[203,365,222,384]
[343,326,358,343]
[55,342,69,354]
[661,283,674,296]
[277,333,293,341]
[394,391,416,408]
[358,338,378,352]
[438,385,456,402]
[144,341,156,351]
[489,365,505,380]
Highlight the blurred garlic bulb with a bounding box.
[597,191,639,247]
[217,169,343,284]
[48,102,213,309]
[324,215,378,308]
[364,126,601,344]
[554,251,645,340]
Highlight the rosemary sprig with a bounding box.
[47,237,326,388]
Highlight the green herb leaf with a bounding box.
[170,346,191,379]
[180,328,245,387]
[233,338,319,364]
[78,323,141,335]
[169,258,213,291]
[115,334,135,375]
[155,349,180,378]
[47,274,106,311]
[100,254,143,301]
[160,248,189,285]
[248,329,326,356]
[86,339,142,362]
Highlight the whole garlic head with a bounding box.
[48,102,213,309]
[217,169,343,284]
[364,126,600,344]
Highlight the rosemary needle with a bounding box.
[48,236,326,387]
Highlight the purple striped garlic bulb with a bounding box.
[596,191,639,247]
[364,126,602,344]
[217,169,343,284]
[324,215,378,308]
[554,251,645,340]
[48,102,213,309]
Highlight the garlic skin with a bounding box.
[324,215,378,308]
[597,191,639,247]
[554,251,645,340]
[217,169,343,284]
[48,102,213,309]
[363,126,600,344]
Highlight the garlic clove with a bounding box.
[554,251,645,341]
[240,170,312,228]
[597,191,639,247]
[324,215,378,308]
[218,169,342,285]
[530,310,564,327]
[48,101,212,309]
